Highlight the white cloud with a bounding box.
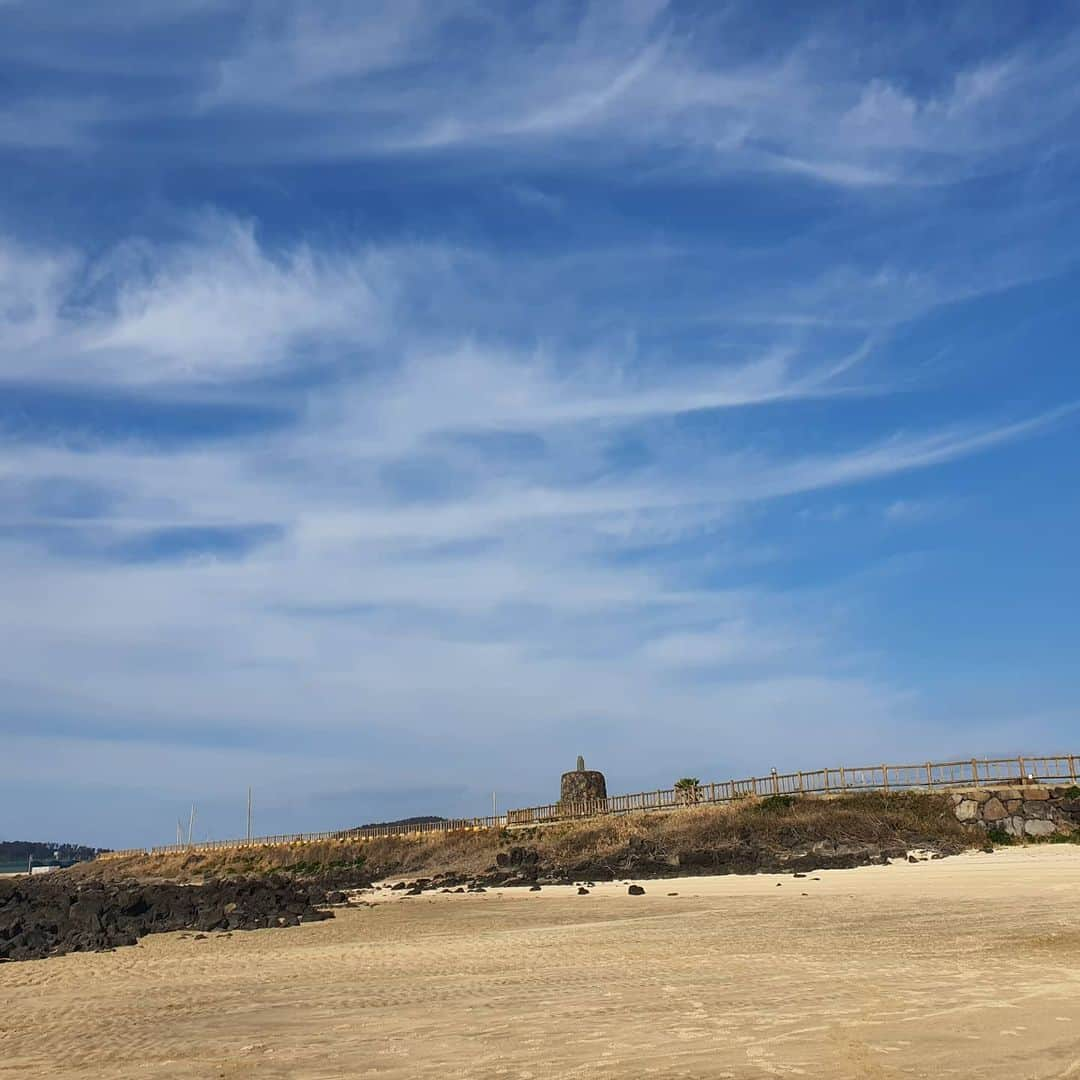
[5,2,1080,196]
[0,218,877,406]
[83,218,389,382]
[205,1,439,108]
[186,4,1080,187]
[2,0,1078,842]
[640,621,810,670]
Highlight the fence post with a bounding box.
[126,753,1080,856]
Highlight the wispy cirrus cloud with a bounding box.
[0,218,868,402]
[191,2,1080,186]
[2,3,1079,845]
[5,1,1079,188]
[1,209,1071,844]
[0,221,391,385]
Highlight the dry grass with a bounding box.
[73,830,503,883]
[527,791,971,866]
[74,792,972,883]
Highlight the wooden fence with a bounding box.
[505,753,1080,825]
[101,752,1078,859]
[101,814,506,859]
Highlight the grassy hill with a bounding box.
[73,792,973,884]
[0,840,108,870]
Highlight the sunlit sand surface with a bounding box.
[2,847,1079,1078]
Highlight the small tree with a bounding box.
[674,777,701,805]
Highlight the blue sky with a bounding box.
[2,0,1078,847]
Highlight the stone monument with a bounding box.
[560,755,607,806]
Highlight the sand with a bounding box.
[2,847,1080,1079]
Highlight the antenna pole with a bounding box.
[187,803,196,847]
[246,786,253,842]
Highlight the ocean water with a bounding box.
[0,862,29,874]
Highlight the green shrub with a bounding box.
[755,795,796,813]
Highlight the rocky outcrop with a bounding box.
[949,786,1080,839]
[552,837,921,880]
[0,874,356,963]
[375,835,954,898]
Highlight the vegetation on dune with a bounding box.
[353,815,448,829]
[674,778,702,805]
[529,791,970,868]
[70,792,975,884]
[0,841,107,866]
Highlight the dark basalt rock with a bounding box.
[627,884,645,896]
[0,875,346,963]
[549,838,922,883]
[370,834,955,906]
[496,847,540,868]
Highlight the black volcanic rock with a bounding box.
[0,875,350,963]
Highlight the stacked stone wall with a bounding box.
[950,786,1080,839]
[560,770,607,805]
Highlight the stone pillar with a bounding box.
[560,756,607,806]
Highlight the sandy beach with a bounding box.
[2,847,1079,1079]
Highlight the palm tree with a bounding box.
[674,777,701,805]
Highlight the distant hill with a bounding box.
[0,841,108,866]
[355,816,447,830]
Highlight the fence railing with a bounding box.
[100,753,1078,859]
[101,814,506,860]
[505,753,1080,826]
